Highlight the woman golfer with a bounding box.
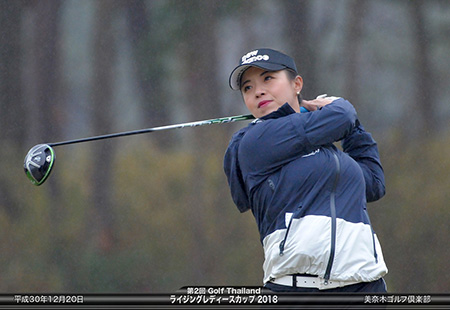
[224,48,388,293]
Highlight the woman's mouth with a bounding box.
[258,100,272,108]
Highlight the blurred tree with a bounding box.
[342,0,367,106]
[0,0,25,218]
[0,1,26,146]
[22,1,64,146]
[409,0,435,137]
[281,0,320,100]
[176,0,222,285]
[19,0,69,290]
[124,1,172,145]
[88,0,120,253]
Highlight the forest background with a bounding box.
[0,0,449,293]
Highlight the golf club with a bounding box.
[24,114,255,186]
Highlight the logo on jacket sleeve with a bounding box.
[302,149,320,158]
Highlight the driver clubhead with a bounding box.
[24,144,55,186]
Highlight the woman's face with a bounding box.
[240,67,303,118]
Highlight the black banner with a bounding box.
[2,287,450,309]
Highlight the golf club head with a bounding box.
[24,144,55,186]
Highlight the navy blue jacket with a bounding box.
[224,99,388,285]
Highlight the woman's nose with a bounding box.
[255,88,265,98]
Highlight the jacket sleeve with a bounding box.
[223,129,250,213]
[238,99,357,176]
[341,119,386,202]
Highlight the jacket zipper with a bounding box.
[323,152,340,284]
[279,206,302,256]
[364,209,379,263]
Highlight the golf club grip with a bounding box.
[48,114,255,147]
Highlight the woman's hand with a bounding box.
[301,94,341,111]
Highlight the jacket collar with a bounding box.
[260,103,297,120]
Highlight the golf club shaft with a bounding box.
[48,114,255,147]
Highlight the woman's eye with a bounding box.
[243,85,252,92]
[264,76,273,81]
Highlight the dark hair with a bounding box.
[285,69,302,104]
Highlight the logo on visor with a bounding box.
[241,50,269,65]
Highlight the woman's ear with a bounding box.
[294,75,303,94]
